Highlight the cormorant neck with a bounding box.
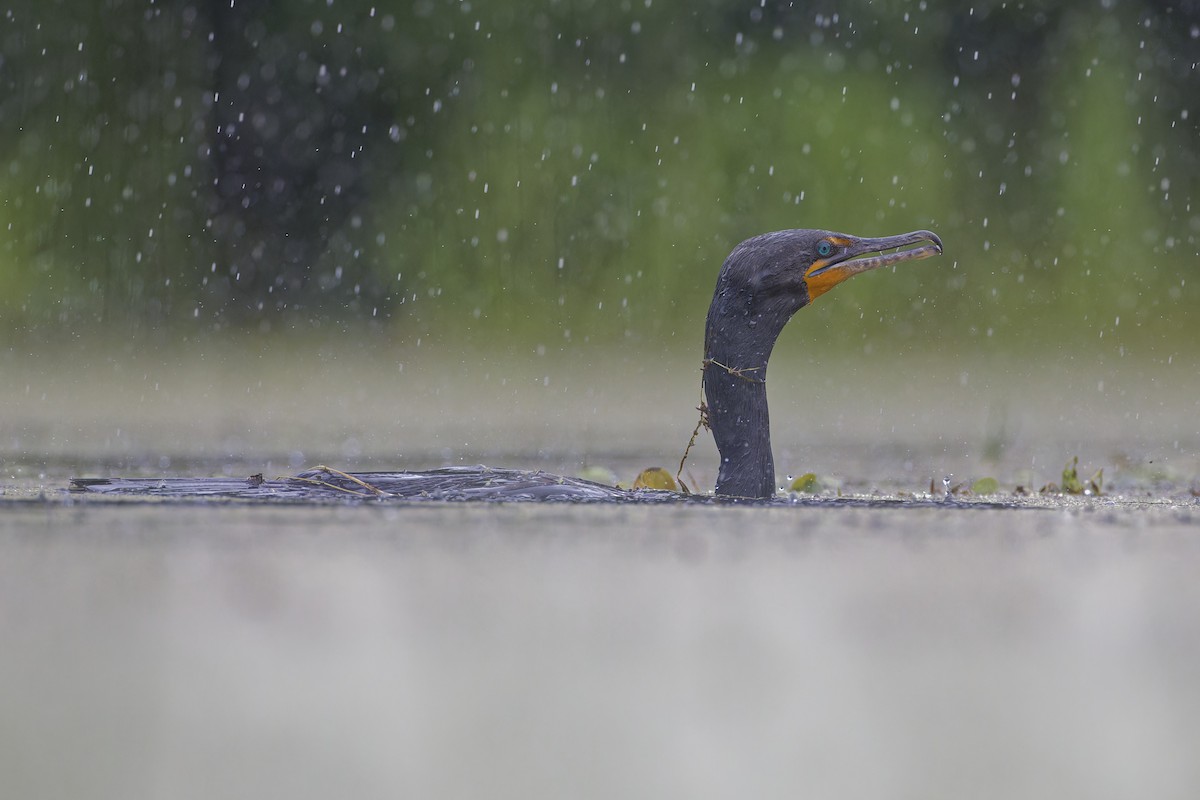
[703,284,804,498]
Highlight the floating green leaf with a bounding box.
[578,465,618,486]
[1055,457,1104,495]
[789,473,821,493]
[1062,456,1085,494]
[971,477,1000,495]
[632,467,678,491]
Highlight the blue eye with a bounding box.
[817,240,834,257]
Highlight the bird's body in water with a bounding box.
[71,227,941,502]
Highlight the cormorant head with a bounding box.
[706,227,943,363]
[715,228,943,307]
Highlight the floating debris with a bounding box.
[1044,457,1104,496]
[66,465,1044,509]
[72,465,649,503]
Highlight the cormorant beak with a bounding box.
[804,230,943,301]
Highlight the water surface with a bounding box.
[3,340,1199,798]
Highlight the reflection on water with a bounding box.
[2,503,1200,798]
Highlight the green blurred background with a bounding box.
[1,0,1197,352]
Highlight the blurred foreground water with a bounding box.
[2,502,1200,799]
[2,338,1200,798]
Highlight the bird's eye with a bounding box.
[817,240,834,257]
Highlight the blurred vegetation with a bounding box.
[1,0,1197,352]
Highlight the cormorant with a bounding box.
[70,227,941,502]
[703,228,943,498]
